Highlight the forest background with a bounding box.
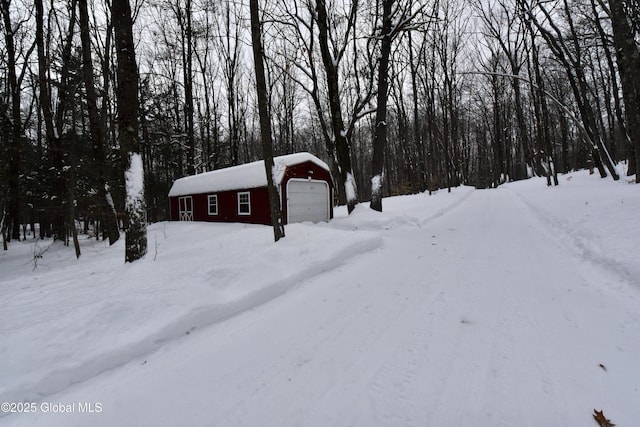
[1,0,639,252]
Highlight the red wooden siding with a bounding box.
[170,187,272,224]
[169,160,333,225]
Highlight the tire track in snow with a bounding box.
[6,187,640,426]
[215,258,427,427]
[511,187,639,291]
[424,191,516,426]
[413,189,572,426]
[363,286,442,427]
[417,185,475,228]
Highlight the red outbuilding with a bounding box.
[168,152,333,225]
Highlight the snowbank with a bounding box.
[329,186,474,231]
[0,185,475,409]
[2,174,639,427]
[0,222,380,406]
[506,170,640,290]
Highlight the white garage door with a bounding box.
[287,179,330,224]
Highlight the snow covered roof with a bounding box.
[168,152,330,197]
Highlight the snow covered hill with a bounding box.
[1,170,638,426]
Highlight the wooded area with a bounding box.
[1,0,638,255]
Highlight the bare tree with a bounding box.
[473,0,536,177]
[370,0,423,211]
[192,0,221,170]
[519,0,619,180]
[369,0,393,212]
[1,0,35,243]
[212,0,245,166]
[172,0,196,174]
[113,0,147,262]
[590,0,627,170]
[78,0,120,244]
[606,0,640,181]
[249,0,284,242]
[35,0,83,255]
[433,0,469,190]
[315,0,362,213]
[522,12,558,186]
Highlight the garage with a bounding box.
[168,152,333,225]
[286,179,331,224]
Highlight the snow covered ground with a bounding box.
[1,170,638,426]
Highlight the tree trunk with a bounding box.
[113,0,147,262]
[522,1,618,180]
[408,31,426,192]
[67,138,81,258]
[35,0,71,241]
[592,0,628,168]
[370,0,393,212]
[78,0,120,245]
[608,0,640,181]
[35,0,58,239]
[249,0,284,242]
[182,0,195,175]
[316,0,358,213]
[528,32,558,186]
[1,0,22,241]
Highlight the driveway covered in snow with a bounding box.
[2,172,639,427]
